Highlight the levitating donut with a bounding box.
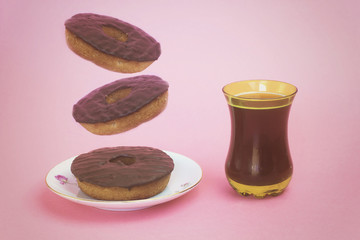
[72,75,169,135]
[65,13,161,73]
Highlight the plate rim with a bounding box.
[45,150,202,209]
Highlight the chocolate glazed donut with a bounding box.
[71,146,174,200]
[65,13,161,73]
[72,75,169,135]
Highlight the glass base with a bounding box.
[227,176,292,198]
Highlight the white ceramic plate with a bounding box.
[45,150,202,211]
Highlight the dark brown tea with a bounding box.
[226,103,293,186]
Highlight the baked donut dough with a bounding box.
[72,75,168,135]
[65,13,161,73]
[71,146,174,200]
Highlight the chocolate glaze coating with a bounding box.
[65,13,161,61]
[71,146,174,188]
[72,75,168,123]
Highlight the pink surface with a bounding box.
[1,0,359,239]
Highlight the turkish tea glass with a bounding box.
[222,80,297,198]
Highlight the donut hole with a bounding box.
[106,88,132,104]
[109,155,136,166]
[102,26,128,42]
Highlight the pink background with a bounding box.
[1,0,359,239]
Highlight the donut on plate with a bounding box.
[72,75,168,135]
[71,146,174,200]
[65,13,161,73]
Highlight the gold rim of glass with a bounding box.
[222,80,298,109]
